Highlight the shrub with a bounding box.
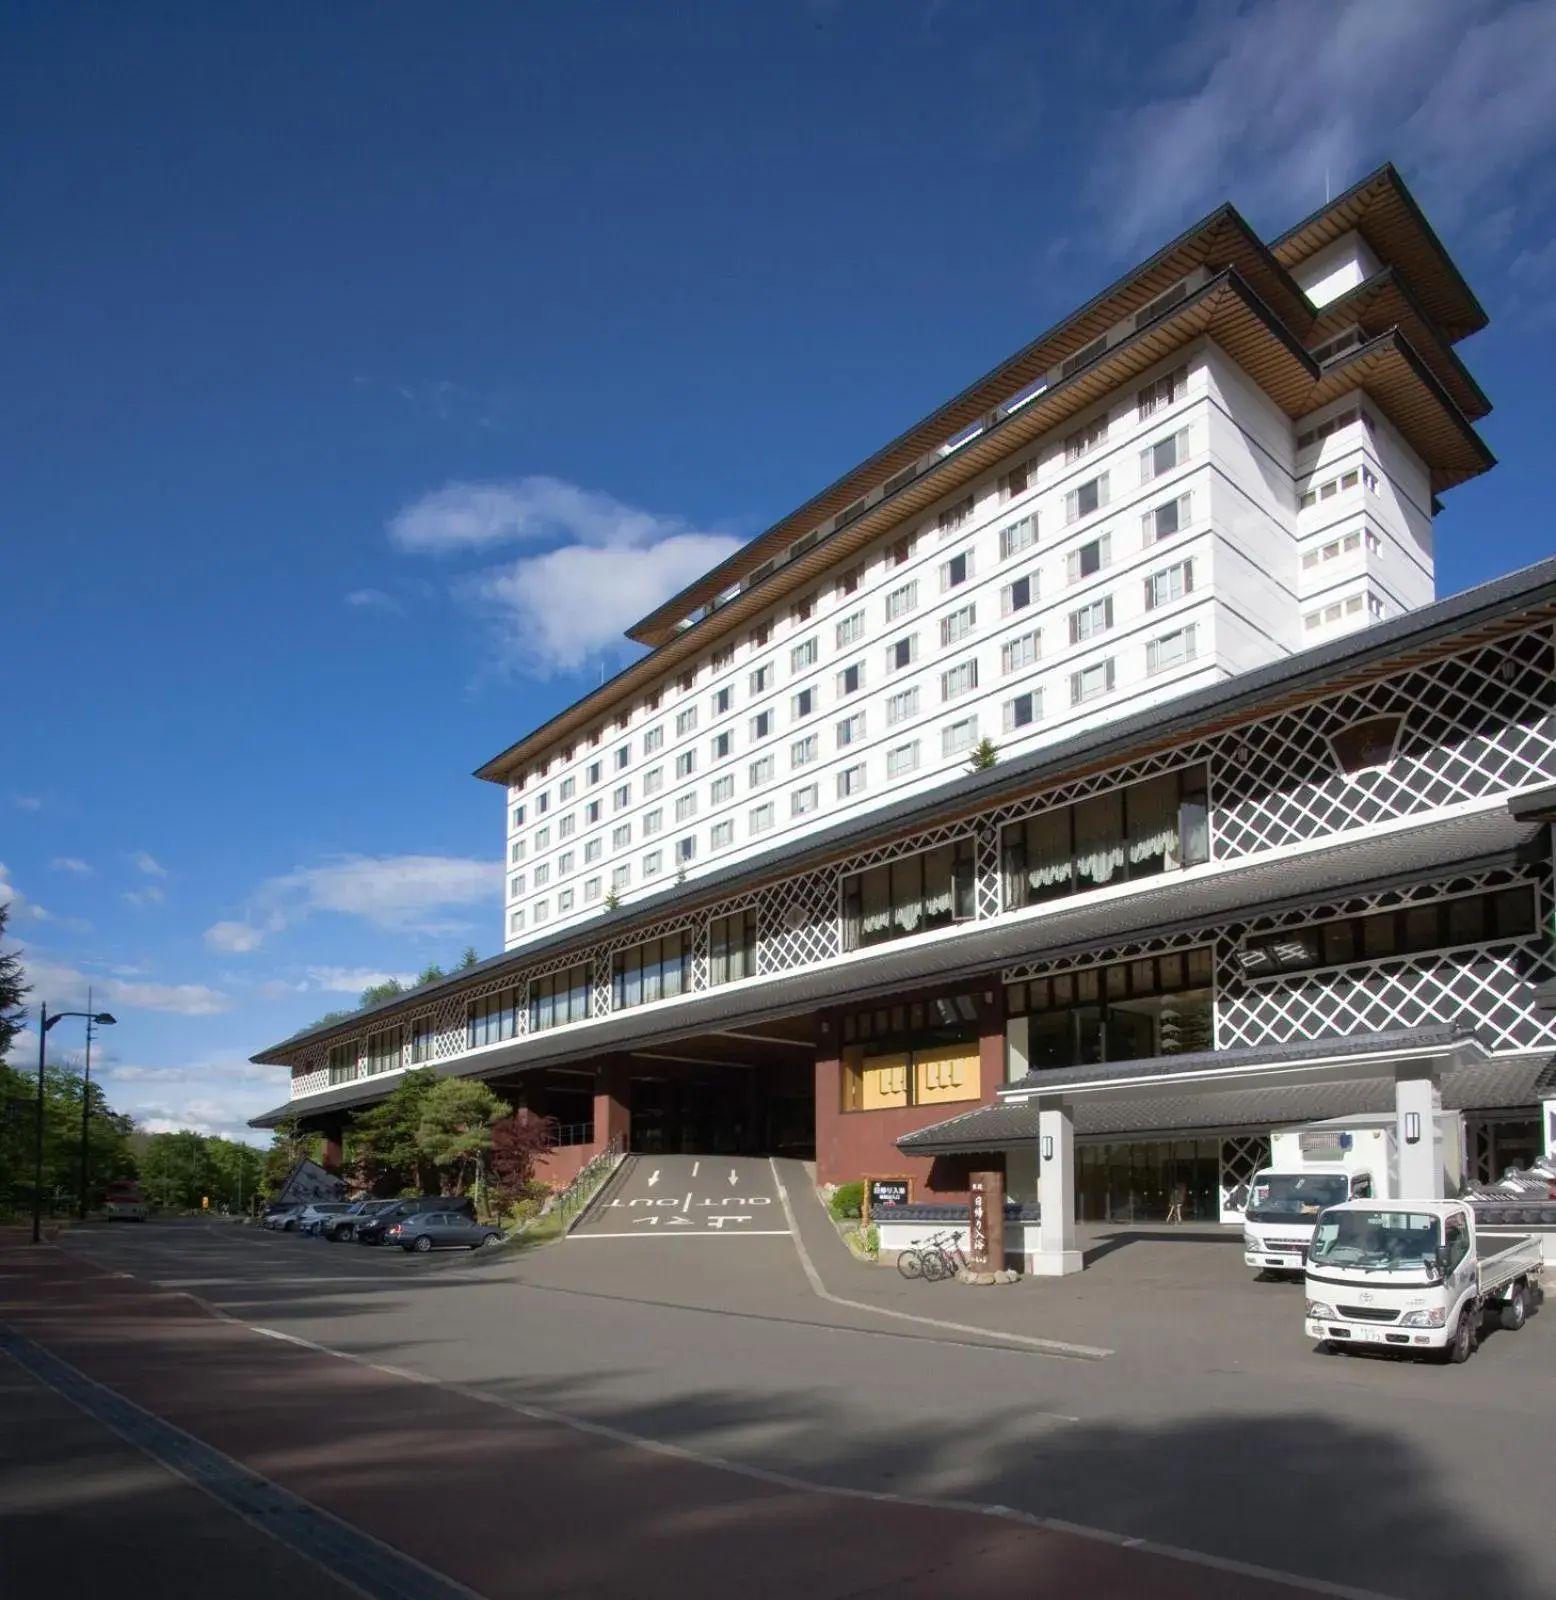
[828,1180,864,1221]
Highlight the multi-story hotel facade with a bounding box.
[252,167,1556,1267]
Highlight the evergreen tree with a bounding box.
[0,903,26,1060]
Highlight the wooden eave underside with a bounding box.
[1311,270,1491,422]
[627,211,1313,648]
[1271,165,1487,344]
[275,596,1556,1067]
[1314,332,1494,494]
[476,276,1490,785]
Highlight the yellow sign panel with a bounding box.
[859,1052,910,1110]
[913,1044,981,1106]
[201,1196,209,1209]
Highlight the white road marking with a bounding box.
[767,1158,1113,1362]
[682,1191,692,1213]
[231,1315,1395,1600]
[727,1169,738,1187]
[569,1230,794,1239]
[691,1161,700,1178]
[647,1169,661,1188]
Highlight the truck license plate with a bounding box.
[1352,1327,1383,1343]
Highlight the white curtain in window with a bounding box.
[923,846,954,921]
[891,856,923,936]
[1025,809,1072,896]
[1127,773,1180,869]
[1073,794,1125,886]
[860,865,892,943]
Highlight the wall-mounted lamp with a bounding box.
[1404,1111,1422,1145]
[1041,1135,1055,1161]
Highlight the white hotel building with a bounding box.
[254,167,1556,1269]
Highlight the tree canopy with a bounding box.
[0,903,27,1061]
[416,1078,504,1195]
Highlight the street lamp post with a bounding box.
[77,991,103,1221]
[34,1002,117,1243]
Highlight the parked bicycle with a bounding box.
[895,1229,968,1282]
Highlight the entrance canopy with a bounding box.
[897,1026,1555,1155]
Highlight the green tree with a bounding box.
[0,1055,134,1219]
[459,945,480,970]
[415,962,446,987]
[261,1114,323,1201]
[415,1078,503,1196]
[360,978,404,1007]
[0,903,26,1060]
[347,1068,438,1193]
[967,737,999,772]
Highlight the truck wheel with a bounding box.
[1500,1285,1528,1332]
[1446,1309,1475,1364]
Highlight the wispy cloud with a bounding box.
[388,475,743,675]
[203,852,502,953]
[131,851,167,877]
[205,919,269,953]
[50,857,92,875]
[345,587,405,614]
[12,795,42,811]
[97,1055,287,1145]
[0,862,52,924]
[1085,0,1556,254]
[304,965,419,995]
[123,885,165,908]
[20,953,231,1017]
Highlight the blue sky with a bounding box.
[5,0,1556,1142]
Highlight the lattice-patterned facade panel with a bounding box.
[1215,868,1556,1055]
[284,626,1556,1099]
[1213,631,1556,859]
[758,865,842,973]
[1219,1135,1271,1219]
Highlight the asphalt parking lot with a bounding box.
[5,1166,1554,1600]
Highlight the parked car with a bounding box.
[321,1198,398,1243]
[262,1204,306,1231]
[296,1201,356,1237]
[385,1211,503,1253]
[354,1194,475,1246]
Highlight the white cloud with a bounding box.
[0,861,52,924]
[1086,0,1556,253]
[20,954,231,1017]
[205,852,502,952]
[132,851,167,877]
[123,885,165,908]
[205,919,267,953]
[469,532,744,674]
[12,795,42,811]
[345,587,404,613]
[387,475,743,674]
[304,965,419,995]
[50,857,92,875]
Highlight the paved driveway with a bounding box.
[7,1177,1554,1600]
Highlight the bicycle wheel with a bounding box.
[897,1248,925,1281]
[920,1248,950,1282]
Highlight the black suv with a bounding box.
[354,1194,474,1245]
[321,1198,399,1243]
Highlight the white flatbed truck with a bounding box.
[1304,1199,1542,1363]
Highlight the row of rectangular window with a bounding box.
[1303,592,1385,630]
[509,372,1198,801]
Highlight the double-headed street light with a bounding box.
[34,1001,116,1243]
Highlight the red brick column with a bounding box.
[320,1117,345,1174]
[593,1056,631,1151]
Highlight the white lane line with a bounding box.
[682,1192,692,1213]
[233,1315,1396,1600]
[691,1161,700,1178]
[768,1158,1113,1362]
[568,1230,794,1240]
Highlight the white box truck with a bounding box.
[1242,1126,1396,1276]
[1304,1199,1542,1363]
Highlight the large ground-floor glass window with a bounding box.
[1007,947,1214,1072]
[1077,1138,1222,1223]
[709,909,759,985]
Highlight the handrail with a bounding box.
[545,1132,626,1227]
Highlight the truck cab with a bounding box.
[1242,1167,1375,1275]
[1303,1199,1542,1363]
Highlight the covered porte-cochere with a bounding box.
[898,1025,1545,1274]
